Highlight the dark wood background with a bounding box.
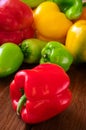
[0,63,86,130]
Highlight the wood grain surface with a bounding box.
[0,63,86,130]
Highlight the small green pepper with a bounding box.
[20,38,47,64]
[40,41,73,71]
[49,0,83,20]
[0,43,24,77]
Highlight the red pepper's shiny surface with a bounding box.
[0,26,34,44]
[10,63,72,124]
[0,0,34,44]
[0,0,33,31]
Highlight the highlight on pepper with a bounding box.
[0,0,34,44]
[33,1,73,43]
[10,63,72,124]
[48,0,83,20]
[65,20,86,63]
[40,41,73,71]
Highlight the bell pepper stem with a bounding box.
[17,94,26,116]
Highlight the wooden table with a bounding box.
[0,63,86,130]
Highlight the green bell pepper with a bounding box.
[21,0,46,8]
[0,43,24,77]
[20,38,47,64]
[40,41,73,71]
[48,0,83,20]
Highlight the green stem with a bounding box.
[17,94,26,116]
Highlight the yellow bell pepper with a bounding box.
[33,1,72,43]
[65,20,86,63]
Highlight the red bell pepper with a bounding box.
[0,0,34,44]
[0,26,34,44]
[10,63,72,124]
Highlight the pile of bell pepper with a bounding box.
[0,0,86,124]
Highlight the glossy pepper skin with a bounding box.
[0,0,34,44]
[40,41,73,71]
[65,20,86,63]
[49,0,83,20]
[20,38,47,64]
[33,1,72,43]
[0,27,34,45]
[10,63,72,124]
[0,43,24,77]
